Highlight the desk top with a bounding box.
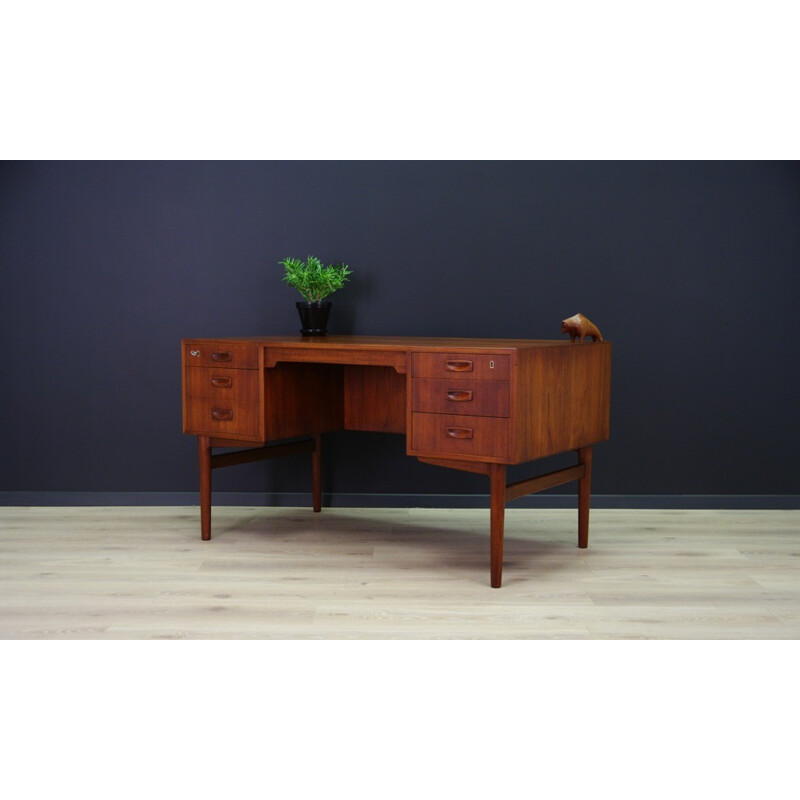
[183,335,607,351]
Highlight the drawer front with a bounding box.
[184,366,262,438]
[411,378,510,417]
[183,341,259,369]
[411,352,510,380]
[410,412,510,459]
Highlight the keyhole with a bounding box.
[490,360,494,369]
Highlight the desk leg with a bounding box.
[199,435,212,541]
[489,463,507,588]
[577,446,592,548]
[312,434,322,513]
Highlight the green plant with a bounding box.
[279,255,352,303]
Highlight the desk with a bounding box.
[181,335,611,587]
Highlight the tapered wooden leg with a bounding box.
[577,446,592,548]
[489,463,507,588]
[198,435,212,541]
[312,434,322,513]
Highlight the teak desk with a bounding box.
[181,335,611,587]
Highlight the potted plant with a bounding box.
[279,255,352,336]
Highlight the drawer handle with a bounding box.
[445,359,473,372]
[189,350,200,357]
[446,426,474,440]
[446,390,473,402]
[210,376,232,388]
[211,351,233,362]
[211,408,233,421]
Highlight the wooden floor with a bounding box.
[0,506,798,639]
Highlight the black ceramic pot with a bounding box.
[296,301,332,336]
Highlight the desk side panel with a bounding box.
[513,343,611,462]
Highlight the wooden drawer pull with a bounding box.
[211,351,233,362]
[210,376,232,388]
[446,390,473,402]
[445,359,473,372]
[446,426,474,440]
[211,408,233,421]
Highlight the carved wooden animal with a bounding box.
[561,313,603,342]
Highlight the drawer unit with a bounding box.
[409,349,513,460]
[183,341,260,370]
[411,352,510,381]
[410,412,510,459]
[411,378,510,417]
[183,366,262,439]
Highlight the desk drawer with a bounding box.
[410,412,510,459]
[411,378,510,417]
[183,342,260,369]
[184,367,262,438]
[411,352,510,380]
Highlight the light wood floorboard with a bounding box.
[0,506,798,639]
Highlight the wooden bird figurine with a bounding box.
[561,313,603,342]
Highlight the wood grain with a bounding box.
[2,507,797,639]
[513,342,610,461]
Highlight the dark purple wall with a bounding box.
[1,161,798,503]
